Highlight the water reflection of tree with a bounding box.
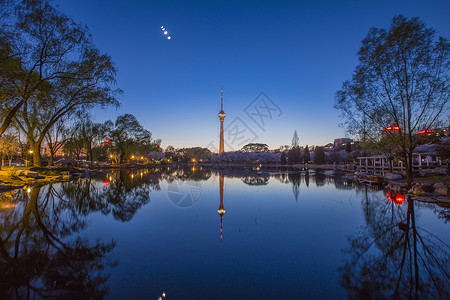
[60,177,110,217]
[333,176,354,190]
[315,172,326,187]
[60,170,161,222]
[433,204,450,224]
[340,193,450,299]
[288,173,301,201]
[99,171,156,221]
[304,172,309,188]
[161,168,211,182]
[241,176,269,186]
[0,186,116,298]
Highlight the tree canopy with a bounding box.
[303,145,310,163]
[177,147,212,162]
[0,0,121,166]
[242,143,269,153]
[106,114,159,163]
[335,15,449,186]
[287,147,302,165]
[313,146,325,164]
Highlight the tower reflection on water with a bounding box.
[217,175,225,244]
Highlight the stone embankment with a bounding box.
[355,170,450,205]
[0,167,95,192]
[0,163,174,192]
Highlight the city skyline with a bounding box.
[55,0,450,150]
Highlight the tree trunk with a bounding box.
[0,100,25,137]
[89,146,93,163]
[32,144,42,167]
[406,150,414,188]
[50,152,54,166]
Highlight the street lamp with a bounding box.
[26,150,33,167]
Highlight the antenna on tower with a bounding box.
[221,85,223,110]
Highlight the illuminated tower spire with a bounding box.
[221,85,223,110]
[217,175,225,243]
[218,85,226,153]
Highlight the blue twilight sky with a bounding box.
[55,0,450,151]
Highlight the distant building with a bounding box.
[357,140,448,173]
[334,138,353,148]
[415,127,449,138]
[382,125,449,138]
[44,142,64,157]
[324,143,334,150]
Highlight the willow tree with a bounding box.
[0,0,77,136]
[335,16,449,187]
[4,0,121,166]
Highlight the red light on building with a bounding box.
[419,130,434,135]
[385,125,400,131]
[105,179,109,186]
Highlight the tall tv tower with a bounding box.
[218,86,226,153]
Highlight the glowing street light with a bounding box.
[26,150,33,166]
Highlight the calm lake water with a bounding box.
[1,167,449,299]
